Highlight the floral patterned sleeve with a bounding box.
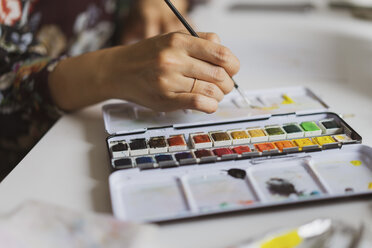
[1,1,62,170]
[0,0,203,179]
[0,0,117,177]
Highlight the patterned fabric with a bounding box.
[0,0,201,180]
[0,0,120,179]
[0,0,203,181]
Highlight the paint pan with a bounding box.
[293,138,320,151]
[333,134,355,144]
[135,156,155,170]
[213,147,233,157]
[274,140,298,153]
[190,133,213,149]
[300,121,322,137]
[210,131,232,147]
[110,141,129,158]
[247,127,269,143]
[185,173,255,212]
[119,179,188,221]
[167,135,187,152]
[129,138,148,156]
[313,136,338,149]
[236,145,260,157]
[194,149,213,158]
[282,123,304,139]
[232,145,252,154]
[310,151,372,194]
[228,130,251,145]
[265,125,287,141]
[213,148,234,156]
[213,148,238,160]
[249,160,323,202]
[194,149,217,163]
[175,152,197,165]
[319,119,343,135]
[155,154,177,168]
[148,136,168,154]
[113,158,132,169]
[254,143,279,155]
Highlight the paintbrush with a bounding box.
[164,0,254,108]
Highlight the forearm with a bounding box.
[48,31,240,114]
[48,49,112,112]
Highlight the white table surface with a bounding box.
[1,1,372,247]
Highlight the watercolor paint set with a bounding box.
[103,87,372,222]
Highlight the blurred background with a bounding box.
[190,0,372,145]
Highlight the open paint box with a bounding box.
[103,87,372,222]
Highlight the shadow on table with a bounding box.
[73,105,112,214]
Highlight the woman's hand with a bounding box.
[104,32,240,113]
[120,0,189,44]
[49,32,240,113]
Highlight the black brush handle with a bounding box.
[164,0,199,37]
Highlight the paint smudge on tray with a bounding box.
[266,178,297,197]
[266,178,321,198]
[368,183,372,190]
[345,187,354,193]
[281,94,295,105]
[350,160,362,166]
[227,168,246,179]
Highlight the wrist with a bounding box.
[97,46,121,101]
[94,48,114,101]
[48,50,113,111]
[99,45,135,102]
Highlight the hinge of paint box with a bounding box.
[113,125,176,136]
[271,112,296,117]
[114,128,148,135]
[250,154,312,164]
[295,108,328,116]
[173,114,272,129]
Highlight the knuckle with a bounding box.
[157,50,175,69]
[157,78,176,98]
[212,66,226,82]
[208,33,220,43]
[189,95,204,109]
[223,80,234,94]
[203,83,218,98]
[215,46,231,63]
[156,78,169,92]
[167,32,185,47]
[157,50,169,64]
